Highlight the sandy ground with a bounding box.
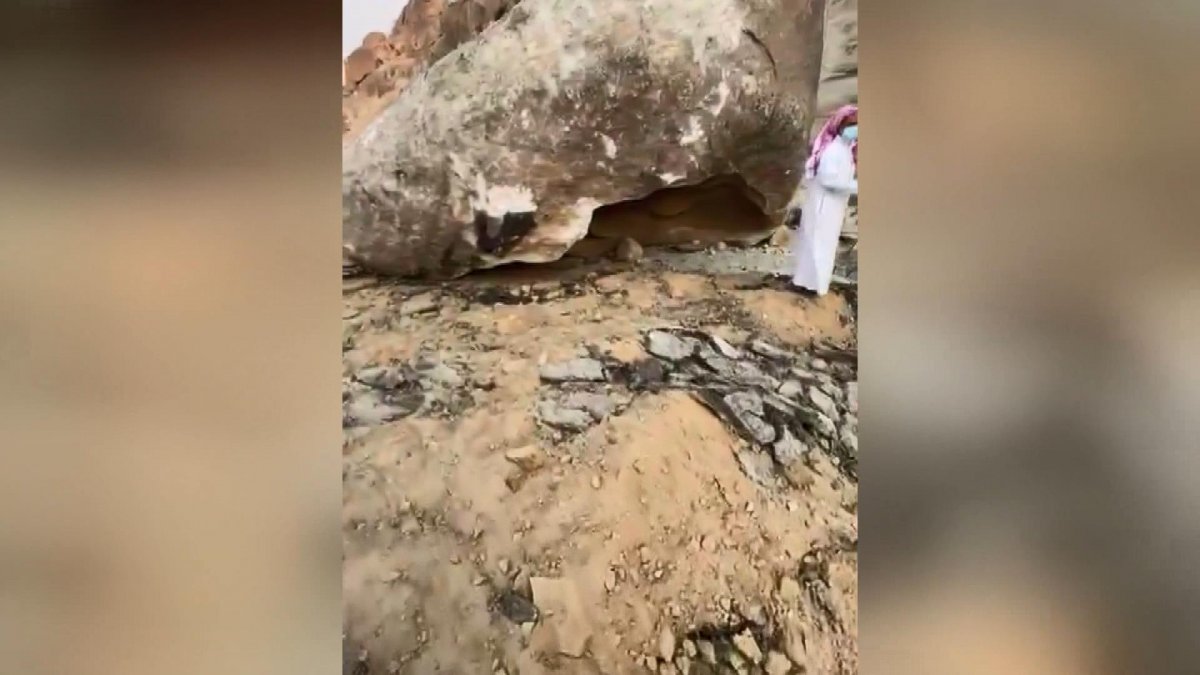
[342,235,859,674]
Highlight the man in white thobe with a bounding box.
[791,114,858,295]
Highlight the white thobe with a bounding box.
[791,137,857,294]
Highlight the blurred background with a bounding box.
[0,2,342,675]
[0,0,1196,673]
[865,0,1200,672]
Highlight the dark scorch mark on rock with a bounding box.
[473,210,538,256]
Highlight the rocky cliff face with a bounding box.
[343,0,827,278]
[817,0,857,120]
[342,0,520,140]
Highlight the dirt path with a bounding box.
[342,243,858,674]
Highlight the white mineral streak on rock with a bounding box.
[680,116,705,146]
[599,134,618,159]
[708,80,730,115]
[470,181,538,218]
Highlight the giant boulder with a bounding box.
[343,0,827,278]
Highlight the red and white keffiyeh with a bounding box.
[804,104,858,179]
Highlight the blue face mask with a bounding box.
[841,125,858,142]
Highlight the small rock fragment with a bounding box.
[658,624,677,661]
[560,391,614,421]
[724,392,776,445]
[355,366,395,388]
[398,293,438,316]
[839,426,858,454]
[772,429,809,466]
[779,576,802,602]
[777,380,805,400]
[613,237,644,262]
[627,358,667,390]
[812,411,838,439]
[537,401,595,432]
[697,350,737,377]
[505,468,531,492]
[530,577,593,658]
[845,381,858,414]
[770,226,792,248]
[743,602,767,625]
[807,386,840,422]
[495,590,539,624]
[765,650,793,675]
[816,373,837,391]
[724,391,764,417]
[696,639,717,664]
[420,362,464,388]
[540,358,606,383]
[646,330,696,361]
[742,413,780,449]
[733,630,764,664]
[345,390,420,426]
[707,334,742,359]
[750,340,792,361]
[504,445,546,472]
[736,448,781,489]
[663,276,689,299]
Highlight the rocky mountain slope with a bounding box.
[342,0,520,140]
